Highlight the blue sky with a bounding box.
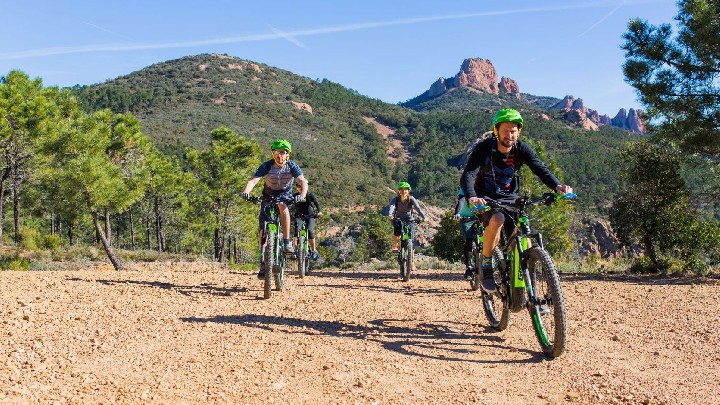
[1,0,678,116]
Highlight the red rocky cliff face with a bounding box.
[428,58,520,97]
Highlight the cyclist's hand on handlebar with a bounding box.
[316,211,323,218]
[388,215,394,221]
[241,192,250,201]
[555,184,573,195]
[468,196,486,206]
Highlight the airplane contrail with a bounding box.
[576,0,628,38]
[267,25,306,48]
[0,1,661,60]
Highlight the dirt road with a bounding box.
[1,262,718,404]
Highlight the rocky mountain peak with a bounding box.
[424,58,520,98]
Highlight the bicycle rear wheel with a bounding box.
[482,247,510,330]
[274,244,285,291]
[263,232,275,299]
[469,243,481,291]
[526,247,567,358]
[297,235,306,278]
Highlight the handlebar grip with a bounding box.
[470,205,491,213]
[557,192,578,202]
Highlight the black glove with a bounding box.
[241,192,250,200]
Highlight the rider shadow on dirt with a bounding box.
[67,277,249,297]
[181,314,545,364]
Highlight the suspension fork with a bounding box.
[515,232,545,305]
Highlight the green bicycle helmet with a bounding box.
[270,139,292,152]
[492,108,524,135]
[397,181,411,190]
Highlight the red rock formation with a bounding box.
[499,76,520,97]
[424,58,520,97]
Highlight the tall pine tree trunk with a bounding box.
[145,215,152,250]
[93,211,124,270]
[68,222,75,246]
[104,210,111,246]
[129,210,136,250]
[154,197,165,252]
[0,166,9,243]
[12,183,19,244]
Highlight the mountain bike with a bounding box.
[392,217,423,282]
[471,192,577,358]
[246,195,292,299]
[293,213,317,278]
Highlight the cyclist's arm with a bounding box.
[518,142,561,191]
[243,176,262,194]
[460,146,486,199]
[411,197,427,220]
[308,193,321,214]
[454,195,464,216]
[295,174,308,200]
[388,196,398,218]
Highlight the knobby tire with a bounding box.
[263,231,275,299]
[403,240,413,282]
[527,247,567,358]
[297,235,306,278]
[469,244,481,291]
[482,247,510,330]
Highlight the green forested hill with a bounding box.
[73,53,638,213]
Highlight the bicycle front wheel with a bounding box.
[297,235,306,278]
[263,232,275,299]
[274,242,285,291]
[526,247,567,358]
[403,240,415,281]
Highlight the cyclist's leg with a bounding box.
[482,212,504,258]
[277,202,293,252]
[307,218,319,259]
[480,211,505,292]
[392,221,401,251]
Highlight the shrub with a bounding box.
[0,256,31,271]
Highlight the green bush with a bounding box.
[0,256,31,271]
[43,234,61,250]
[19,228,40,250]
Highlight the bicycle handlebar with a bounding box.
[391,217,424,224]
[244,195,294,205]
[470,192,577,213]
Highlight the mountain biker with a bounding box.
[454,187,477,280]
[461,108,573,293]
[388,181,427,254]
[242,139,308,279]
[292,182,323,261]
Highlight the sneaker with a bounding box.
[257,265,265,280]
[283,239,294,253]
[480,264,496,293]
[392,244,399,252]
[311,250,319,260]
[463,266,474,281]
